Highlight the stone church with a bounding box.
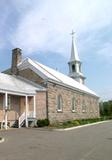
[0,34,99,129]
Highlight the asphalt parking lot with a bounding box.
[0,121,112,160]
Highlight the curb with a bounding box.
[53,120,112,131]
[0,137,5,143]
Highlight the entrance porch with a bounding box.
[0,91,36,129]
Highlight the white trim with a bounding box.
[25,96,28,127]
[48,79,98,98]
[5,92,8,109]
[5,92,8,130]
[72,110,77,113]
[18,58,47,80]
[82,110,86,113]
[0,89,36,96]
[33,95,36,117]
[57,95,63,112]
[72,97,77,112]
[57,109,63,112]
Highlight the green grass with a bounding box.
[51,116,112,129]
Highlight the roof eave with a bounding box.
[47,78,99,98]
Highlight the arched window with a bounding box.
[82,100,86,112]
[72,97,76,112]
[57,95,63,112]
[72,64,76,72]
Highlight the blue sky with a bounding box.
[0,0,112,100]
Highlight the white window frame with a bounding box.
[72,97,77,112]
[82,100,86,113]
[57,95,63,112]
[89,99,93,113]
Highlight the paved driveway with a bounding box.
[0,121,112,160]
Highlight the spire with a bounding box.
[70,30,80,62]
[68,30,86,84]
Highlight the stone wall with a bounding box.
[47,82,100,123]
[19,69,44,85]
[18,68,99,124]
[36,91,47,119]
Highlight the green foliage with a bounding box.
[71,120,80,126]
[52,117,112,129]
[62,120,80,128]
[37,119,49,127]
[100,100,112,117]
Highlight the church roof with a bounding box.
[18,58,98,97]
[0,73,45,95]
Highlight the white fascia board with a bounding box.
[18,59,48,80]
[47,79,99,98]
[29,65,48,80]
[0,89,36,96]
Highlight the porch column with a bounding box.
[25,96,28,127]
[5,92,8,130]
[33,95,36,118]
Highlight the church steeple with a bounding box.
[68,31,86,84]
[70,31,80,62]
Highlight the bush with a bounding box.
[72,120,80,126]
[37,119,49,127]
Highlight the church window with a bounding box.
[82,100,86,112]
[72,64,76,72]
[72,97,77,112]
[57,95,63,112]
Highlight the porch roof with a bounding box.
[0,73,45,95]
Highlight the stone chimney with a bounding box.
[11,48,22,75]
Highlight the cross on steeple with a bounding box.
[70,30,75,38]
[68,30,86,84]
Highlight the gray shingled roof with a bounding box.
[0,73,45,95]
[18,58,98,97]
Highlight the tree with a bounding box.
[99,100,112,117]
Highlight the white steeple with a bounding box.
[70,30,80,62]
[68,31,86,84]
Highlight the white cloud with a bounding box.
[7,0,112,57]
[97,42,112,60]
[0,0,112,100]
